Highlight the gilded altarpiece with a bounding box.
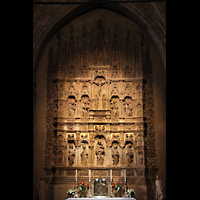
[44,18,157,200]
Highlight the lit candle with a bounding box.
[124,169,126,182]
[89,169,91,182]
[76,169,77,182]
[110,169,112,182]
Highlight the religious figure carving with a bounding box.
[67,97,76,117]
[112,144,119,165]
[138,151,143,165]
[123,97,133,117]
[68,143,75,166]
[155,175,164,200]
[137,135,143,146]
[95,140,105,166]
[110,96,119,117]
[125,143,134,165]
[81,96,90,117]
[36,176,46,200]
[81,144,88,166]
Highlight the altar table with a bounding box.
[67,198,136,200]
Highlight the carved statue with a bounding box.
[67,99,76,117]
[95,140,105,166]
[137,135,143,146]
[68,143,75,166]
[124,98,133,117]
[125,143,134,165]
[36,176,46,200]
[81,96,90,117]
[155,175,164,200]
[110,97,119,117]
[81,144,88,166]
[112,144,119,165]
[138,151,143,165]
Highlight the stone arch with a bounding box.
[33,2,165,82]
[94,134,106,140]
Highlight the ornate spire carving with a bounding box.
[67,25,76,78]
[80,24,88,78]
[94,20,107,66]
[111,25,120,78]
[124,29,132,78]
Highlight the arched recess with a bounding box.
[33,1,166,83]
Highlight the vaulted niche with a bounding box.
[44,8,158,200]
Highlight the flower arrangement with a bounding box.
[77,181,89,197]
[112,181,124,197]
[127,189,136,197]
[67,189,75,197]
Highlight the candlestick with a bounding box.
[89,169,91,182]
[74,169,79,198]
[76,169,77,182]
[124,169,126,182]
[87,169,92,198]
[123,169,128,198]
[110,169,114,198]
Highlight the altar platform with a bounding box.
[67,198,136,200]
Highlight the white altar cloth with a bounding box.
[67,198,136,200]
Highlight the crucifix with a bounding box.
[94,77,106,109]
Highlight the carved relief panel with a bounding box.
[45,18,156,177]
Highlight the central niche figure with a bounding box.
[95,140,105,166]
[94,76,106,109]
